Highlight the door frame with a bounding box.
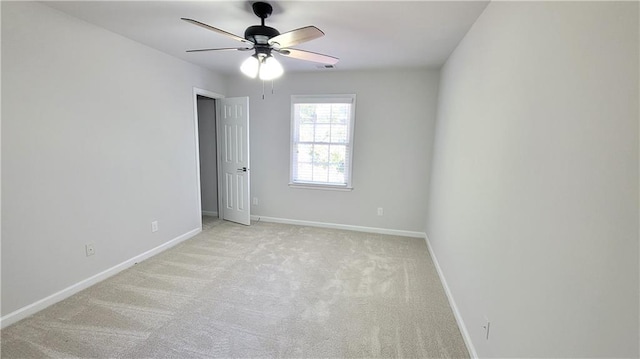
[192,87,225,227]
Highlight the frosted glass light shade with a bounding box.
[240,56,259,78]
[259,56,283,81]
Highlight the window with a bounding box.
[290,94,356,190]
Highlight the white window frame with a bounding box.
[289,94,356,191]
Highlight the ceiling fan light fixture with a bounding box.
[258,55,283,81]
[240,55,260,78]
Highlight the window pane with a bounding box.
[297,163,312,181]
[330,124,348,143]
[299,124,314,142]
[328,165,345,183]
[296,144,312,163]
[296,104,316,123]
[313,144,329,164]
[316,104,332,123]
[329,145,346,171]
[331,104,350,124]
[312,164,329,182]
[314,124,331,143]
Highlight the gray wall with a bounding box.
[197,96,218,214]
[227,69,439,232]
[426,2,639,357]
[1,2,226,316]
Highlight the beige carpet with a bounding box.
[1,217,469,358]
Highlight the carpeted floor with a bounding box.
[1,217,469,358]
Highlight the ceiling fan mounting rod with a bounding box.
[252,2,273,27]
[243,1,278,45]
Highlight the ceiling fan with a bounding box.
[182,2,339,80]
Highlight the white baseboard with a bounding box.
[201,210,218,217]
[250,215,425,238]
[423,234,477,358]
[0,227,202,329]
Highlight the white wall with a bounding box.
[227,69,439,232]
[426,2,639,357]
[197,96,218,214]
[1,2,226,318]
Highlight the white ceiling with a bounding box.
[44,1,489,75]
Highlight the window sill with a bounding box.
[288,183,353,192]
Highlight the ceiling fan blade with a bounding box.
[181,18,251,44]
[277,48,339,65]
[268,26,324,48]
[186,47,253,53]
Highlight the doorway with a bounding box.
[196,95,219,218]
[193,88,251,226]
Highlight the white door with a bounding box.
[217,97,250,225]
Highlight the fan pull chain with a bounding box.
[259,80,276,100]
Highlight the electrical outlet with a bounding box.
[253,197,259,206]
[483,317,491,340]
[377,207,384,216]
[151,220,158,232]
[85,243,95,257]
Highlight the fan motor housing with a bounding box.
[244,25,280,44]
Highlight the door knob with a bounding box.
[237,167,248,172]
